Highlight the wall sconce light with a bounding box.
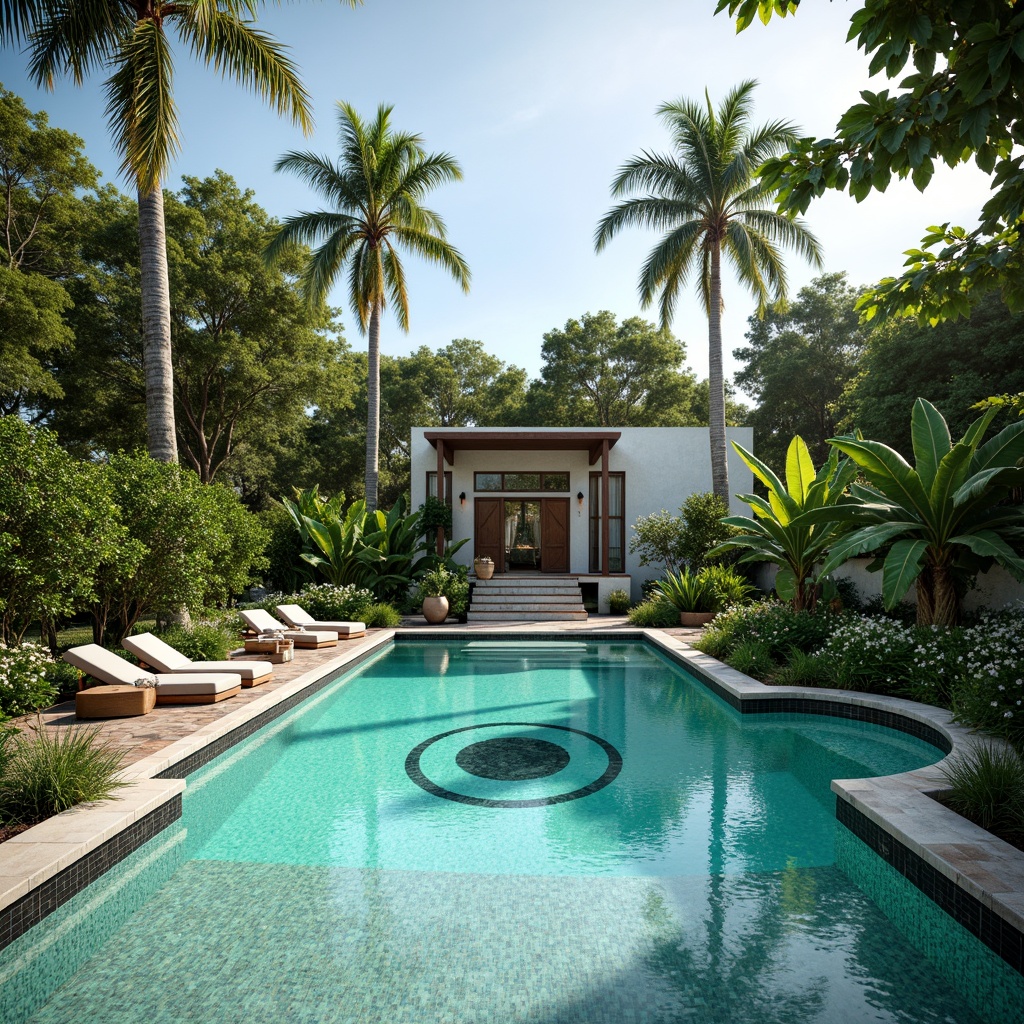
[459,491,466,507]
[576,491,584,507]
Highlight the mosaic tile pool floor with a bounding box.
[3,641,1022,1023]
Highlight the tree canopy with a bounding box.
[734,272,868,472]
[718,0,1024,322]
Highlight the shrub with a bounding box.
[415,566,468,616]
[949,610,1024,746]
[0,723,127,824]
[941,743,1024,846]
[769,649,828,687]
[157,622,234,662]
[363,603,402,628]
[676,492,735,570]
[694,601,836,662]
[726,641,777,680]
[608,589,631,614]
[626,600,678,628]
[0,419,122,645]
[0,642,60,719]
[260,503,309,594]
[299,583,374,622]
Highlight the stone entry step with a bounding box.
[468,576,587,623]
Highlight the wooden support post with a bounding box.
[601,439,610,577]
[436,439,446,557]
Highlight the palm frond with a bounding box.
[173,5,313,133]
[595,197,703,251]
[264,208,360,265]
[390,226,471,292]
[381,242,410,330]
[27,0,129,87]
[637,220,704,321]
[104,19,179,190]
[273,150,363,208]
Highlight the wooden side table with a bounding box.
[76,684,156,719]
[243,637,295,664]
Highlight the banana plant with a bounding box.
[709,435,858,611]
[812,398,1024,626]
[284,495,373,588]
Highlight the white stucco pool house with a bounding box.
[410,426,754,614]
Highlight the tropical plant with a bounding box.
[700,564,757,607]
[595,80,822,500]
[1,0,324,463]
[415,566,467,619]
[298,582,374,623]
[266,102,471,509]
[654,568,717,614]
[941,743,1024,846]
[362,603,402,628]
[361,499,450,604]
[285,497,372,588]
[608,589,632,614]
[816,399,1024,626]
[711,436,857,611]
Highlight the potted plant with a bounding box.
[417,566,454,624]
[474,556,494,580]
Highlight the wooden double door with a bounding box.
[474,497,569,573]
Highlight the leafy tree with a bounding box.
[817,399,1024,627]
[49,175,351,495]
[0,418,121,645]
[841,292,1024,455]
[595,80,822,500]
[266,102,471,511]
[170,171,345,484]
[2,0,320,464]
[734,272,867,473]
[0,86,98,417]
[527,311,702,427]
[90,452,268,644]
[629,492,734,575]
[718,0,1024,321]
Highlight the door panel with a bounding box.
[540,498,569,573]
[474,498,504,572]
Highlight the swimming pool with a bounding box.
[2,639,1022,1023]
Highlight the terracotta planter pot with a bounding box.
[474,559,495,580]
[422,595,450,624]
[679,611,716,627]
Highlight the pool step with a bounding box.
[468,576,587,622]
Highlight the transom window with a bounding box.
[473,471,569,492]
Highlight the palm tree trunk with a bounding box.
[918,558,959,627]
[138,185,178,463]
[364,302,382,511]
[708,244,729,502]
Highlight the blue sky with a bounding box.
[1,0,991,398]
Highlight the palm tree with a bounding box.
[266,102,470,510]
[1,0,326,462]
[595,80,823,501]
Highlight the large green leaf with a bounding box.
[785,435,815,503]
[949,530,1024,580]
[910,398,950,490]
[774,566,797,602]
[960,406,999,452]
[951,466,1014,507]
[972,419,1024,473]
[818,522,919,576]
[730,441,798,521]
[881,538,928,609]
[928,442,974,535]
[828,436,933,523]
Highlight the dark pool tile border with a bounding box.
[837,797,1024,976]
[0,795,182,954]
[658,646,953,754]
[155,642,385,779]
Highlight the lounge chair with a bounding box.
[275,604,366,638]
[122,633,273,688]
[63,644,242,707]
[238,608,338,649]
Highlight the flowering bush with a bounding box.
[299,583,374,622]
[695,601,836,662]
[0,643,60,719]
[950,609,1024,747]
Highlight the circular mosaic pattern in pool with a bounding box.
[405,721,622,808]
[455,736,571,781]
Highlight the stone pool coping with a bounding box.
[1,624,1022,972]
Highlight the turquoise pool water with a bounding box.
[3,639,1022,1023]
